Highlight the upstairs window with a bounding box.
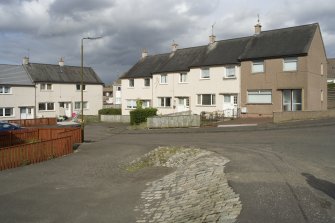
[76,84,86,91]
[252,61,264,73]
[179,73,187,83]
[117,86,121,91]
[40,83,52,91]
[225,66,236,78]
[201,68,210,79]
[160,74,168,84]
[144,78,150,87]
[283,58,298,71]
[0,86,11,94]
[129,79,134,87]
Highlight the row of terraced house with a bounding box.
[0,57,103,121]
[121,22,328,117]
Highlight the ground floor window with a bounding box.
[38,102,54,111]
[126,100,137,109]
[247,90,272,104]
[0,107,14,117]
[158,97,171,107]
[283,89,302,111]
[197,94,216,106]
[74,101,88,110]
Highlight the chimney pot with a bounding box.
[59,57,64,67]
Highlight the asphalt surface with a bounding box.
[0,119,335,223]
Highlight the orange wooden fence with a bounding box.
[0,127,82,171]
[9,118,57,127]
[0,136,72,170]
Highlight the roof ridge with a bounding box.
[257,23,318,34]
[28,62,92,69]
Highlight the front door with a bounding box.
[20,107,33,119]
[283,89,302,111]
[223,94,238,117]
[59,102,72,117]
[177,97,190,112]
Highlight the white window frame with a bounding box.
[144,78,150,87]
[200,68,210,79]
[126,99,137,109]
[197,94,216,106]
[38,102,55,111]
[76,84,86,91]
[179,73,188,83]
[0,107,14,117]
[225,66,236,78]
[74,101,88,110]
[129,79,134,87]
[283,57,298,71]
[40,83,52,91]
[0,86,11,94]
[247,90,272,104]
[158,97,171,107]
[252,61,264,73]
[160,74,168,84]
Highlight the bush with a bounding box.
[98,108,121,115]
[130,108,157,125]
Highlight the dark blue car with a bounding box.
[0,122,22,131]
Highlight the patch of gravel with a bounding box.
[128,146,242,223]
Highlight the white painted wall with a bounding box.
[121,65,241,115]
[36,83,103,118]
[0,85,35,120]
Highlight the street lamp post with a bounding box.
[81,36,102,142]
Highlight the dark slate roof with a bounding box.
[328,58,335,79]
[0,65,34,86]
[121,53,170,78]
[239,23,317,60]
[23,63,103,84]
[123,23,319,78]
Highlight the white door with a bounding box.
[20,107,33,119]
[223,95,238,117]
[59,102,72,117]
[177,97,190,112]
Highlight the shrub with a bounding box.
[130,108,157,125]
[98,108,121,115]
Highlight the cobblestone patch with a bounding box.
[129,146,242,223]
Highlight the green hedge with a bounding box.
[98,108,121,115]
[130,108,157,125]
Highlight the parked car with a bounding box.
[0,122,22,131]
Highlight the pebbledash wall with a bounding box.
[121,65,241,115]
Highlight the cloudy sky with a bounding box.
[0,0,335,84]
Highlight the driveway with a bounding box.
[0,120,335,223]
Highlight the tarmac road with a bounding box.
[0,119,335,223]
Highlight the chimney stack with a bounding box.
[23,56,29,65]
[59,57,64,67]
[141,48,148,59]
[171,41,178,52]
[254,14,262,35]
[209,34,216,44]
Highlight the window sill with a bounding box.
[0,93,13,95]
[157,107,172,109]
[196,105,216,107]
[223,77,236,80]
[200,78,210,80]
[282,70,297,73]
[159,83,168,85]
[178,82,189,84]
[246,103,273,105]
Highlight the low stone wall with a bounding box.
[147,115,200,128]
[273,109,335,123]
[100,115,130,123]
